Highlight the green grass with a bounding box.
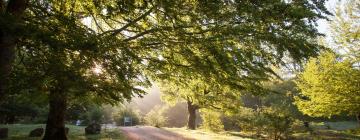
[0,124,125,140]
[164,127,255,140]
[292,121,360,140]
[311,121,359,130]
[165,121,360,140]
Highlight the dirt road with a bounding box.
[120,126,194,140]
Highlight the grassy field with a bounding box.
[165,121,360,140]
[292,121,360,140]
[0,124,125,140]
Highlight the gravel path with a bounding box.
[120,126,194,140]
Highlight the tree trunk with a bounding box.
[357,113,360,126]
[43,90,67,140]
[187,100,198,130]
[0,34,15,101]
[0,0,28,101]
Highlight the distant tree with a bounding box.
[152,0,332,130]
[144,105,168,127]
[295,0,360,124]
[262,80,303,119]
[200,109,224,132]
[295,52,360,122]
[159,78,243,129]
[329,0,360,62]
[113,106,141,126]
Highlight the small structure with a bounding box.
[123,116,132,126]
[76,120,81,126]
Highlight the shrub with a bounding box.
[226,106,294,139]
[88,107,104,123]
[261,107,293,139]
[144,105,168,127]
[113,106,141,126]
[79,105,104,125]
[200,109,224,132]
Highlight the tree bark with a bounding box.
[187,100,198,130]
[0,0,28,101]
[43,90,67,140]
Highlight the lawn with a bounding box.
[292,121,360,140]
[0,124,125,140]
[164,127,255,140]
[165,121,360,140]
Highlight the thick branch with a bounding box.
[100,6,156,36]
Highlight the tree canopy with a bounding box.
[0,0,331,139]
[295,0,360,119]
[295,52,360,117]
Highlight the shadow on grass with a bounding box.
[294,130,360,140]
[315,130,360,140]
[227,132,258,139]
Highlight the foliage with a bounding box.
[113,106,141,126]
[5,0,330,109]
[86,106,104,124]
[0,124,126,140]
[225,107,255,131]
[295,0,360,119]
[0,0,332,137]
[144,105,168,127]
[159,78,243,111]
[329,0,360,62]
[226,106,294,139]
[77,105,104,125]
[199,109,224,132]
[262,80,304,119]
[102,105,115,124]
[260,107,293,140]
[161,102,188,127]
[0,93,48,124]
[295,52,360,117]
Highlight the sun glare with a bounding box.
[93,65,103,74]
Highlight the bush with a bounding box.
[261,107,293,139]
[226,107,257,131]
[88,107,104,123]
[113,106,141,126]
[200,109,224,132]
[226,106,294,139]
[144,105,168,127]
[80,105,104,125]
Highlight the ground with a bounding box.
[121,126,193,140]
[1,121,359,140]
[164,127,254,140]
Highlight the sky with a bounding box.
[317,0,338,34]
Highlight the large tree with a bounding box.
[295,0,360,124]
[4,0,329,139]
[295,52,360,121]
[159,78,244,129]
[0,0,28,102]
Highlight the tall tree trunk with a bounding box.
[43,90,67,140]
[187,100,198,130]
[357,113,360,126]
[0,38,14,101]
[0,0,28,101]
